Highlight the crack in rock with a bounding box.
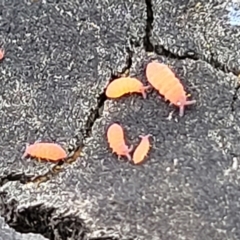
[83,48,133,141]
[144,0,154,52]
[0,192,89,240]
[231,83,240,112]
[0,173,34,187]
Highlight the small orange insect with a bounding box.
[132,134,151,164]
[146,61,196,117]
[22,142,67,162]
[107,123,133,160]
[105,77,150,99]
[0,49,4,61]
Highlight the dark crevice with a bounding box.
[111,47,133,79]
[90,237,119,240]
[124,47,133,74]
[144,0,153,52]
[0,192,89,240]
[83,48,133,140]
[0,173,34,187]
[83,92,107,139]
[154,45,199,60]
[231,84,240,112]
[90,238,120,240]
[154,44,238,75]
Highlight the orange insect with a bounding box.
[22,142,67,162]
[107,123,133,160]
[132,134,151,164]
[146,61,196,117]
[0,49,4,61]
[105,77,150,99]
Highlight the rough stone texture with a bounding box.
[1,0,240,240]
[0,1,146,181]
[0,216,47,240]
[1,49,240,240]
[0,0,146,239]
[150,0,240,73]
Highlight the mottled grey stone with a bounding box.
[2,49,240,240]
[1,0,240,239]
[151,0,240,73]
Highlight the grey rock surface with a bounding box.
[1,48,240,240]
[0,216,47,240]
[1,0,240,240]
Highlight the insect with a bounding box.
[107,123,133,160]
[132,134,151,164]
[146,61,196,117]
[0,49,4,61]
[105,77,150,99]
[22,142,67,162]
